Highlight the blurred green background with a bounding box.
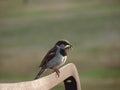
[0,0,120,90]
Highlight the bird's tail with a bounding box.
[34,68,45,80]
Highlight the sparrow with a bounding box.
[34,40,72,80]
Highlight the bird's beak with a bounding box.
[65,44,73,49]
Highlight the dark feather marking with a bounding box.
[34,68,45,80]
[60,49,67,56]
[39,46,57,68]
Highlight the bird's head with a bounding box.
[55,40,72,50]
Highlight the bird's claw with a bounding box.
[53,69,60,77]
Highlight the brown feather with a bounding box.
[34,68,45,80]
[39,46,57,68]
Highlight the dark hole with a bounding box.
[64,76,77,90]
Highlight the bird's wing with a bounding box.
[39,46,57,68]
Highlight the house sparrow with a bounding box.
[34,40,72,80]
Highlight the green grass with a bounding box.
[0,72,31,82]
[80,69,120,78]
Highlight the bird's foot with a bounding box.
[50,67,60,77]
[53,68,60,77]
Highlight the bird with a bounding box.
[34,40,72,80]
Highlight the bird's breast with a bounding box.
[46,53,67,68]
